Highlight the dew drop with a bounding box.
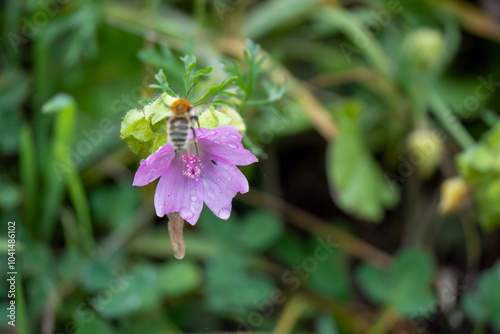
[218,208,231,219]
[227,143,237,149]
[180,207,194,219]
[214,139,221,144]
[230,134,239,139]
[140,159,146,164]
[221,135,227,139]
[190,195,198,202]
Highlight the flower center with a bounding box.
[182,154,203,179]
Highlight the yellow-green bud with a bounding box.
[402,29,445,71]
[144,93,176,125]
[438,177,470,215]
[199,106,233,129]
[407,129,443,179]
[198,105,247,135]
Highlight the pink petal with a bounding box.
[197,126,258,166]
[133,144,176,186]
[200,156,249,220]
[154,157,204,225]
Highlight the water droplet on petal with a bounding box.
[180,207,194,219]
[221,135,227,139]
[191,195,198,202]
[227,143,237,148]
[214,139,221,144]
[230,134,239,139]
[218,208,231,219]
[140,159,146,164]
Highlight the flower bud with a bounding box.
[199,105,247,135]
[439,177,470,215]
[402,28,445,71]
[199,106,233,129]
[407,129,443,179]
[221,105,246,135]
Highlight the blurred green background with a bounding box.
[2,0,500,333]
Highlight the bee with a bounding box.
[161,84,200,155]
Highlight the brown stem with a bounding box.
[168,212,186,259]
[237,188,392,269]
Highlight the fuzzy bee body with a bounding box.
[165,98,199,155]
[168,116,190,152]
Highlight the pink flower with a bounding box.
[133,126,258,225]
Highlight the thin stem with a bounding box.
[428,91,475,149]
[366,307,399,334]
[273,295,306,334]
[237,188,393,269]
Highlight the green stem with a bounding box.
[428,90,475,149]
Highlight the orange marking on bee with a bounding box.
[171,99,192,115]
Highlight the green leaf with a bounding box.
[97,264,160,318]
[41,92,76,114]
[151,133,168,154]
[327,100,398,221]
[143,93,176,125]
[193,77,237,105]
[157,261,202,297]
[315,313,339,334]
[150,69,179,97]
[462,263,500,330]
[81,259,117,292]
[76,316,113,334]
[205,253,275,315]
[239,210,284,250]
[120,109,155,154]
[457,123,500,230]
[244,0,323,39]
[308,250,350,302]
[356,249,436,317]
[120,109,154,141]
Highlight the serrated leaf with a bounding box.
[193,77,237,105]
[327,100,398,221]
